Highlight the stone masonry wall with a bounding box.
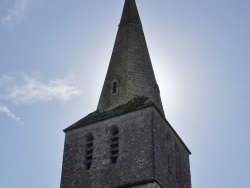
[126,22,164,115]
[97,24,129,112]
[152,109,192,188]
[61,108,156,188]
[61,106,191,188]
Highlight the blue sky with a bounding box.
[0,0,250,187]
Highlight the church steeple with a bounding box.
[61,1,192,187]
[97,0,165,115]
[119,0,142,26]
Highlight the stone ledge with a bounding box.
[64,96,154,132]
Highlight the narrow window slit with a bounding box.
[86,150,92,155]
[112,81,118,94]
[111,146,118,151]
[86,143,93,147]
[111,137,118,142]
[111,150,118,155]
[110,127,119,164]
[85,134,94,170]
[110,140,119,145]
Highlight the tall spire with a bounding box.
[97,0,165,115]
[61,2,192,187]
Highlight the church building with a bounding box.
[60,0,192,187]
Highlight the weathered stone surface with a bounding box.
[60,106,191,188]
[61,107,155,188]
[97,0,164,115]
[152,110,191,188]
[60,0,192,187]
[64,96,153,132]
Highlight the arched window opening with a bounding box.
[85,134,94,170]
[110,127,119,164]
[112,81,118,94]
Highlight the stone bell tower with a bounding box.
[60,0,192,187]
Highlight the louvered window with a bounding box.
[112,81,118,94]
[110,128,119,164]
[85,134,94,170]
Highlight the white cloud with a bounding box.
[1,0,31,26]
[0,103,23,124]
[0,74,82,104]
[0,73,82,124]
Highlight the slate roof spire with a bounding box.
[97,0,165,115]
